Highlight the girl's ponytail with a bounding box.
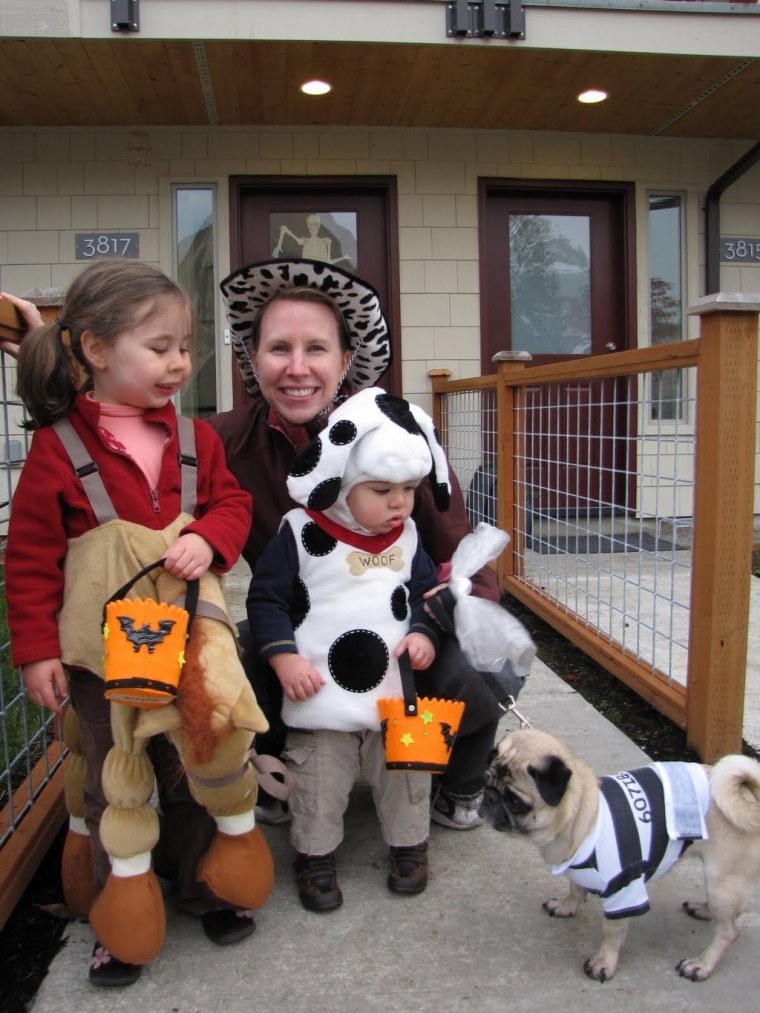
[15,258,191,429]
[17,319,87,429]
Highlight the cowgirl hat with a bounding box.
[220,258,391,394]
[287,386,450,530]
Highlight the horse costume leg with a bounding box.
[135,614,274,911]
[60,704,97,917]
[88,702,166,965]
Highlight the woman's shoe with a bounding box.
[201,908,256,945]
[431,788,483,830]
[89,941,142,987]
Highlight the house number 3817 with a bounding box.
[75,232,139,259]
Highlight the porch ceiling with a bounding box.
[0,38,758,140]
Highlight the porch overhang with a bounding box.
[0,0,758,138]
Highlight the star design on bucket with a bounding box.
[420,710,434,725]
[400,732,415,748]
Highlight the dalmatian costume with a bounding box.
[249,387,451,735]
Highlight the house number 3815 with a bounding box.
[720,237,760,264]
[75,233,139,259]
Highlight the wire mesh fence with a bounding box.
[438,372,695,693]
[432,305,760,765]
[515,372,694,688]
[0,353,63,849]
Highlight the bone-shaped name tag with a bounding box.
[346,546,404,575]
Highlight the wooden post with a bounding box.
[428,368,453,440]
[493,352,531,587]
[687,293,760,760]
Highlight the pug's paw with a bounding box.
[682,899,711,921]
[543,895,580,918]
[676,956,713,982]
[583,953,617,982]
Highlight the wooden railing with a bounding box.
[432,293,760,761]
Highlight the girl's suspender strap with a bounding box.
[52,418,117,525]
[176,415,197,516]
[52,415,199,519]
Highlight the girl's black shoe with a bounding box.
[89,941,142,987]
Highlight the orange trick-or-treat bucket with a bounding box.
[102,560,198,709]
[377,652,464,772]
[377,696,465,772]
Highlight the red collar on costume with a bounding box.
[304,509,403,552]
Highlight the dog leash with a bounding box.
[500,695,533,729]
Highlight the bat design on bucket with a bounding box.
[117,616,176,653]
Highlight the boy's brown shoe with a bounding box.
[387,841,429,895]
[293,852,343,912]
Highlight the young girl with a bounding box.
[5,259,271,987]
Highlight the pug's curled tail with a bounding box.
[710,755,760,833]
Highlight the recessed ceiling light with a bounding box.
[301,80,332,96]
[577,89,608,104]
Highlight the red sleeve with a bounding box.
[181,420,252,573]
[5,430,70,666]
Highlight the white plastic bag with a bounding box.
[447,523,536,677]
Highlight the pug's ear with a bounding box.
[528,755,572,807]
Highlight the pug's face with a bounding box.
[479,729,575,840]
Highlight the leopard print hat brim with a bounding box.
[220,258,392,396]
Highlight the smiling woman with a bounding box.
[250,294,352,428]
[209,257,525,842]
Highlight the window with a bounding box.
[648,193,685,421]
[508,213,591,356]
[173,186,217,417]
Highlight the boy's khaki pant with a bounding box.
[283,727,431,856]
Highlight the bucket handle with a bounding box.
[398,650,417,717]
[103,558,200,631]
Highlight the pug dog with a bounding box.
[480,727,760,982]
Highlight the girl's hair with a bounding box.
[17,259,193,429]
[251,286,353,356]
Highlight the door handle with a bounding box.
[605,342,617,351]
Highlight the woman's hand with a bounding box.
[0,293,44,357]
[396,632,435,671]
[422,583,457,633]
[269,653,325,701]
[163,532,214,581]
[22,658,68,713]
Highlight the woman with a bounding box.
[208,258,524,831]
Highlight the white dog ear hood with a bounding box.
[287,387,450,529]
